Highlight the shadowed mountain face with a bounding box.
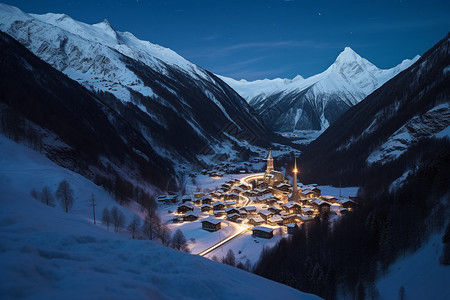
[221,47,418,133]
[0,4,287,172]
[0,31,172,190]
[298,33,450,186]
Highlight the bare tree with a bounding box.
[171,229,188,252]
[140,193,159,240]
[101,208,111,230]
[155,222,172,246]
[111,206,125,232]
[41,186,55,207]
[128,215,141,239]
[56,180,74,213]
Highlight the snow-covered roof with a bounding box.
[268,215,283,223]
[250,216,265,223]
[252,226,274,233]
[201,218,221,225]
[244,206,257,211]
[185,211,198,217]
[259,209,272,216]
[225,207,238,213]
[287,224,298,228]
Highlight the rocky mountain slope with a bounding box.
[221,48,418,133]
[0,3,281,171]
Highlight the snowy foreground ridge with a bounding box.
[0,136,320,300]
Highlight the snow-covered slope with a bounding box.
[0,3,275,168]
[220,48,419,132]
[376,233,450,300]
[0,135,320,300]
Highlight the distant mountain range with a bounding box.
[0,3,283,177]
[221,48,419,133]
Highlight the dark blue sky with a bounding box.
[3,0,450,80]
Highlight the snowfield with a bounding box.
[376,233,450,300]
[0,136,320,299]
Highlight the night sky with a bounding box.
[3,0,449,80]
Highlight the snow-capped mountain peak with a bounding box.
[221,47,419,133]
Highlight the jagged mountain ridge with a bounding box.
[0,4,279,168]
[220,47,419,132]
[298,32,450,185]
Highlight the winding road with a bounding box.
[196,173,265,257]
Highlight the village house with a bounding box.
[201,204,212,213]
[338,198,357,210]
[226,193,240,201]
[252,226,274,239]
[242,206,257,215]
[248,215,265,226]
[227,213,242,222]
[285,201,302,214]
[281,214,297,225]
[201,195,213,205]
[214,210,227,217]
[201,218,222,231]
[321,195,337,203]
[268,215,283,226]
[177,203,194,214]
[183,211,198,222]
[259,209,274,221]
[225,207,239,215]
[212,201,225,211]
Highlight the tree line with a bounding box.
[254,149,450,300]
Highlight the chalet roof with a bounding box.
[225,200,237,205]
[252,226,274,233]
[250,216,265,223]
[285,201,300,209]
[243,206,257,211]
[185,211,198,217]
[302,207,314,213]
[309,198,331,206]
[287,223,298,228]
[201,204,212,208]
[227,192,240,197]
[225,207,238,213]
[259,209,272,216]
[227,213,240,218]
[213,201,225,207]
[268,215,283,223]
[178,203,194,209]
[321,195,336,200]
[338,198,355,204]
[202,218,222,225]
[298,215,313,221]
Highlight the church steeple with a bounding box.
[266,148,274,174]
[291,157,299,202]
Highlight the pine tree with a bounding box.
[171,229,188,251]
